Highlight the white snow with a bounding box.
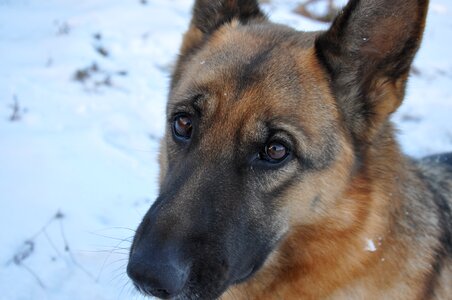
[365,239,377,252]
[0,0,451,299]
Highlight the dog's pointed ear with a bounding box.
[179,0,265,56]
[315,0,429,142]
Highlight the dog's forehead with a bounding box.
[171,23,319,109]
[192,22,317,81]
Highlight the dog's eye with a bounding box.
[261,142,289,162]
[173,114,193,139]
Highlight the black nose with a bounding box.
[127,251,189,299]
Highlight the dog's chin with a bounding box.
[164,268,258,300]
[232,265,258,285]
[170,282,228,300]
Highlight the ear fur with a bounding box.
[180,0,265,57]
[171,0,266,90]
[192,0,264,34]
[315,0,429,142]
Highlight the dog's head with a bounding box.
[127,0,428,298]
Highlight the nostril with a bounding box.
[150,287,171,298]
[156,288,169,294]
[138,284,171,298]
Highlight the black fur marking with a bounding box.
[385,0,429,81]
[296,129,339,172]
[314,0,360,77]
[314,36,335,78]
[192,0,264,35]
[422,152,452,169]
[267,169,302,202]
[417,172,452,299]
[235,46,274,96]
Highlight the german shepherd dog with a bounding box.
[127,0,452,299]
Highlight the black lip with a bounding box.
[232,265,257,285]
[165,268,256,300]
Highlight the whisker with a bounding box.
[96,235,133,281]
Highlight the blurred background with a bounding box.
[0,0,451,299]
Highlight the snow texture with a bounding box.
[0,0,451,299]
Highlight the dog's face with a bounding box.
[127,0,427,299]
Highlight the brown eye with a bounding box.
[265,142,288,162]
[173,114,193,139]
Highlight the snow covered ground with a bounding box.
[0,0,451,299]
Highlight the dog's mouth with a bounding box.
[183,264,260,299]
[131,264,259,300]
[232,264,257,285]
[176,270,256,300]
